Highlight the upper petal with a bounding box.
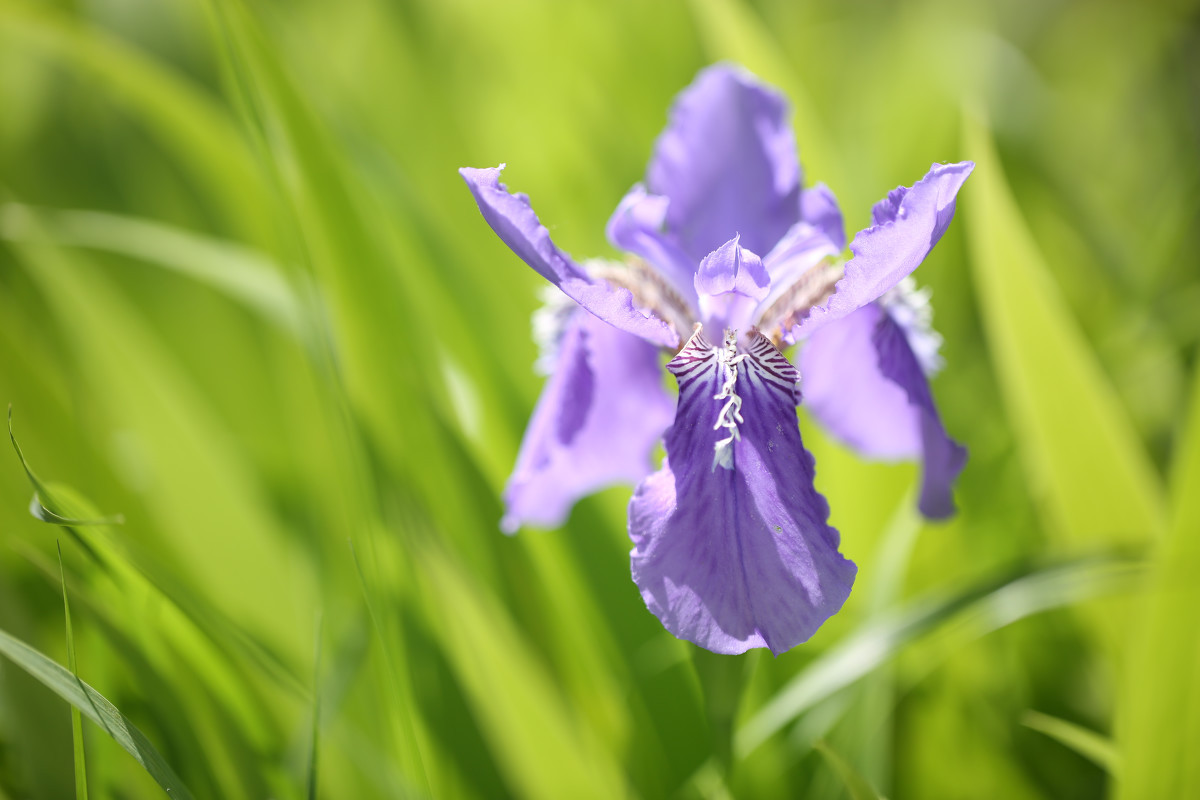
[629,329,856,655]
[606,185,701,311]
[460,166,679,348]
[789,161,974,341]
[798,303,967,519]
[503,308,675,532]
[799,183,846,251]
[645,64,802,261]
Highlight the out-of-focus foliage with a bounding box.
[0,0,1196,796]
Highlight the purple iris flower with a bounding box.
[460,64,972,655]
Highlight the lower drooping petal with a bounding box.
[503,308,675,532]
[460,166,679,348]
[789,161,974,341]
[629,329,856,655]
[798,303,967,519]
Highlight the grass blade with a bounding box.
[961,111,1166,544]
[419,545,627,800]
[57,542,88,800]
[0,204,304,338]
[737,556,1142,757]
[9,407,123,528]
[1117,361,1200,798]
[0,626,194,799]
[307,616,322,800]
[1022,711,1119,774]
[814,741,883,800]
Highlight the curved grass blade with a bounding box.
[0,627,195,800]
[0,205,304,338]
[814,741,884,800]
[8,407,123,527]
[57,542,88,800]
[1022,711,1119,774]
[737,556,1143,757]
[961,112,1166,545]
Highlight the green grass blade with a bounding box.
[1022,711,1119,774]
[9,407,123,528]
[7,209,314,666]
[0,2,271,241]
[348,540,432,797]
[814,741,884,800]
[961,111,1166,544]
[0,626,194,800]
[57,542,88,800]
[419,545,627,800]
[307,616,322,800]
[737,556,1142,757]
[0,204,304,338]
[1117,361,1200,798]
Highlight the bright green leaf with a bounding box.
[961,112,1166,545]
[0,626,194,800]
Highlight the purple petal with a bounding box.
[798,303,967,519]
[695,236,771,332]
[503,308,675,532]
[460,166,679,348]
[629,329,856,654]
[799,183,846,251]
[789,161,974,341]
[757,217,842,325]
[645,64,802,261]
[606,185,700,310]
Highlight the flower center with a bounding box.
[712,329,747,471]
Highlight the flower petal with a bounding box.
[645,64,802,261]
[789,161,974,340]
[460,166,679,348]
[798,303,967,519]
[799,183,846,251]
[606,185,700,310]
[695,236,770,332]
[629,329,856,654]
[503,308,675,532]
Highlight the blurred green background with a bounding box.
[0,0,1197,797]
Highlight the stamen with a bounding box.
[588,257,693,346]
[712,329,747,471]
[531,286,579,376]
[756,257,843,346]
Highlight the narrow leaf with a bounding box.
[961,112,1166,544]
[9,407,123,527]
[0,627,194,800]
[814,741,884,800]
[58,542,89,800]
[0,205,304,337]
[418,545,627,800]
[1022,710,1119,774]
[1118,361,1200,798]
[737,556,1142,756]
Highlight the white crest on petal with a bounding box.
[878,276,944,377]
[712,329,747,471]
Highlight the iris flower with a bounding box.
[461,64,972,655]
